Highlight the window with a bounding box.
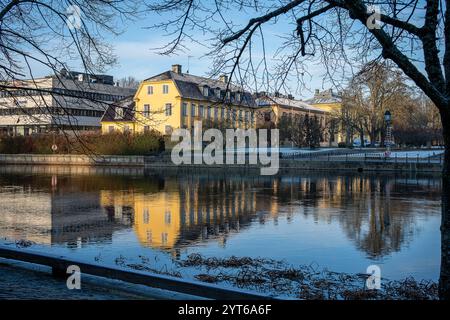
[191,104,196,117]
[203,86,209,96]
[161,233,168,245]
[207,106,211,119]
[143,208,150,224]
[239,110,243,122]
[165,211,171,225]
[147,86,153,95]
[146,231,152,243]
[215,88,221,98]
[163,84,169,94]
[245,111,249,123]
[220,107,225,119]
[143,104,150,117]
[236,92,241,102]
[199,105,204,117]
[115,107,123,119]
[108,126,114,133]
[182,103,188,116]
[214,107,218,120]
[165,103,172,116]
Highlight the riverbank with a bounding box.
[0,257,201,300]
[0,153,443,174]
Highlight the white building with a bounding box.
[0,71,135,135]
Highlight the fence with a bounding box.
[280,150,445,165]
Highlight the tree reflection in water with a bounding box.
[0,167,443,289]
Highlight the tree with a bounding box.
[277,113,292,144]
[348,62,409,146]
[337,88,367,147]
[393,93,444,147]
[149,0,450,299]
[0,0,142,153]
[118,76,141,89]
[291,114,306,147]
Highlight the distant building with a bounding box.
[101,97,136,134]
[0,71,136,135]
[101,64,258,135]
[255,93,329,124]
[306,89,344,144]
[255,93,334,146]
[306,89,343,113]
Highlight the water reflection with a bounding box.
[0,167,441,265]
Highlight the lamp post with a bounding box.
[384,110,392,157]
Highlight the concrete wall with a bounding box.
[0,154,144,166]
[0,154,443,174]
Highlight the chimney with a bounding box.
[219,74,229,83]
[315,89,320,96]
[274,91,280,97]
[172,64,182,74]
[288,94,294,100]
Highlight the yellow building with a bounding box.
[255,93,333,146]
[306,89,343,113]
[100,96,136,133]
[99,179,257,250]
[255,94,329,127]
[101,65,258,135]
[306,89,344,144]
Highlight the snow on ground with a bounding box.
[344,150,444,159]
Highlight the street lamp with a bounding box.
[384,110,392,156]
[384,110,392,123]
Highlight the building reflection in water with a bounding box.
[0,169,442,258]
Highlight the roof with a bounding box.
[101,96,135,122]
[256,96,328,114]
[306,89,342,105]
[144,71,256,108]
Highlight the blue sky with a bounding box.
[62,4,338,100]
[27,1,431,100]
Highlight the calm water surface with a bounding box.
[0,166,442,281]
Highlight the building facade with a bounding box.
[255,93,334,146]
[0,71,135,135]
[306,89,344,144]
[306,89,343,113]
[102,65,258,135]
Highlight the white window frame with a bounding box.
[143,104,150,117]
[165,103,172,116]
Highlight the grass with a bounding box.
[177,254,439,300]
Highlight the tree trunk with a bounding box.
[360,130,364,148]
[439,109,450,300]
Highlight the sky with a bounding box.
[24,1,431,100]
[55,3,340,100]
